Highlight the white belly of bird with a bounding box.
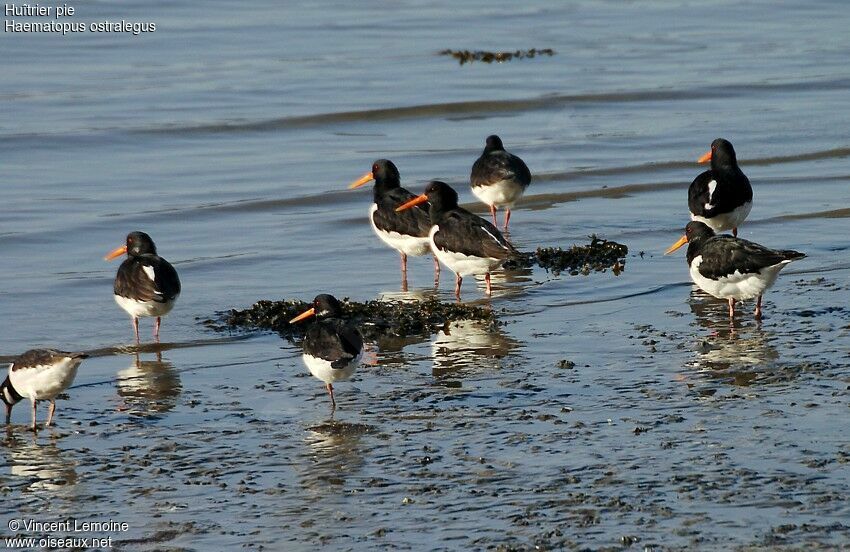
[369,204,431,256]
[114,294,177,318]
[429,226,504,277]
[689,255,790,300]
[302,350,362,384]
[690,201,752,233]
[471,179,525,208]
[9,357,82,401]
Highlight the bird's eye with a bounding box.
[372,164,379,172]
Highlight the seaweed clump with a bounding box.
[439,48,555,65]
[505,235,628,276]
[206,298,499,342]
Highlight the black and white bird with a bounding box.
[349,159,440,283]
[290,294,364,409]
[1,349,88,430]
[105,231,181,343]
[666,221,804,320]
[470,135,531,230]
[688,138,753,237]
[396,181,519,299]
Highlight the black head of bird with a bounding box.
[483,135,505,154]
[665,221,716,254]
[349,159,401,191]
[104,231,157,260]
[698,138,738,170]
[289,294,345,323]
[395,181,458,215]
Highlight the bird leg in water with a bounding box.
[733,227,738,237]
[755,295,763,320]
[433,255,441,285]
[154,317,162,341]
[46,400,56,427]
[5,403,11,424]
[485,273,493,296]
[454,274,463,300]
[503,208,511,230]
[31,400,37,431]
[133,317,140,343]
[728,298,736,319]
[400,253,408,276]
[489,205,497,226]
[326,382,336,409]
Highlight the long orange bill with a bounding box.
[289,307,316,324]
[697,150,712,164]
[348,171,375,189]
[395,194,428,212]
[665,235,689,255]
[104,245,127,261]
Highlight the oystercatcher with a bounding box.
[105,231,181,343]
[666,221,804,320]
[470,135,531,230]
[290,294,364,409]
[1,349,88,430]
[688,138,753,237]
[349,159,440,283]
[396,181,518,299]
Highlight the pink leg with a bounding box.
[433,255,441,285]
[728,298,735,320]
[489,205,497,226]
[454,274,463,300]
[31,401,37,432]
[400,253,408,276]
[485,273,493,296]
[755,295,763,320]
[503,209,511,230]
[5,403,11,424]
[326,383,336,409]
[154,317,161,342]
[733,227,738,237]
[46,400,56,427]
[133,317,140,343]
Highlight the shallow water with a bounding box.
[2,0,849,550]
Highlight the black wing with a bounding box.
[373,187,432,238]
[433,209,518,260]
[694,236,805,279]
[304,319,363,369]
[688,169,752,217]
[115,255,181,303]
[471,151,531,189]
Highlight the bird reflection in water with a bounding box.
[687,289,780,384]
[298,418,372,491]
[431,319,521,378]
[2,430,78,494]
[116,352,182,416]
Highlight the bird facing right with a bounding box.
[470,135,531,230]
[688,138,753,237]
[666,221,804,320]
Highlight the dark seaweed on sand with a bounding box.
[506,235,628,276]
[439,48,555,65]
[206,298,500,341]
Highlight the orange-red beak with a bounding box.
[665,235,688,255]
[697,150,712,164]
[104,245,127,261]
[395,193,428,212]
[348,171,374,190]
[289,307,316,324]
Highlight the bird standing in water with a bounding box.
[470,135,531,230]
[397,181,518,299]
[666,221,804,320]
[688,138,753,237]
[290,294,364,409]
[105,231,181,343]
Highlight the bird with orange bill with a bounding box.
[290,294,363,409]
[688,138,752,237]
[666,221,804,320]
[396,181,518,299]
[105,231,181,342]
[348,159,440,286]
